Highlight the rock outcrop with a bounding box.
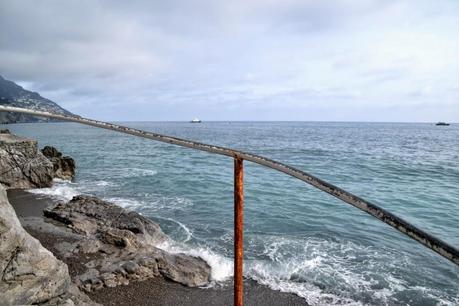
[0,130,54,189]
[45,195,168,248]
[0,184,93,305]
[0,130,75,189]
[41,146,76,180]
[44,196,211,291]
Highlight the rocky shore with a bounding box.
[0,129,75,189]
[0,185,95,305]
[44,195,211,291]
[0,129,307,305]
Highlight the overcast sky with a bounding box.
[1,0,458,121]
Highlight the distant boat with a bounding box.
[435,122,450,126]
[190,118,201,123]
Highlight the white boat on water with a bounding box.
[190,118,201,123]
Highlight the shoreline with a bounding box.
[8,189,308,306]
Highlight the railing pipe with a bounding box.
[0,105,458,270]
[234,157,244,306]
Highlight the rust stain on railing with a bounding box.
[1,105,458,305]
[234,157,244,306]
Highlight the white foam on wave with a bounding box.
[158,240,233,282]
[27,178,117,201]
[242,235,458,306]
[108,196,193,212]
[176,220,193,242]
[28,179,80,201]
[411,286,459,306]
[104,197,144,209]
[246,260,363,305]
[243,236,367,305]
[154,217,193,242]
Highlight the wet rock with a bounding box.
[156,250,211,287]
[45,195,212,291]
[41,145,76,180]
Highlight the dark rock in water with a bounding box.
[44,195,211,291]
[42,145,63,158]
[0,128,10,134]
[0,132,54,189]
[41,145,76,180]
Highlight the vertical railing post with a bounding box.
[234,157,244,306]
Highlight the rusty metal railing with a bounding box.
[1,105,458,306]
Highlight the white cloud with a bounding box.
[0,0,458,121]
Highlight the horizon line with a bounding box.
[2,120,456,124]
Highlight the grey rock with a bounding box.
[44,195,168,247]
[0,132,76,189]
[41,146,76,180]
[0,186,99,305]
[0,184,69,304]
[44,195,212,291]
[156,250,211,287]
[0,132,54,189]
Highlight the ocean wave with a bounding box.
[27,179,115,201]
[157,240,233,283]
[153,216,194,243]
[104,197,144,209]
[28,180,80,201]
[242,235,458,306]
[243,236,365,305]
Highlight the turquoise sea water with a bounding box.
[4,121,458,305]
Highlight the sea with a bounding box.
[3,121,458,305]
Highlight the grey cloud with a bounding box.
[0,0,458,121]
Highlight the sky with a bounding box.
[0,0,458,122]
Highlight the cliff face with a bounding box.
[0,75,73,124]
[0,184,71,304]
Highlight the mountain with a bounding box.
[0,75,73,123]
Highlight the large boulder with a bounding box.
[0,184,70,304]
[44,195,168,247]
[44,195,212,291]
[41,146,76,180]
[0,130,54,189]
